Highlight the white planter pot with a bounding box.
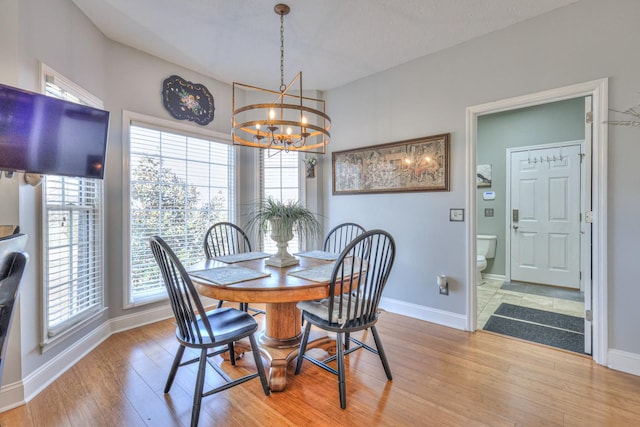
[265,218,299,267]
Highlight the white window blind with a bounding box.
[128,124,234,303]
[261,151,301,253]
[42,72,104,339]
[43,177,103,336]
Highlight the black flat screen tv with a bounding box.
[0,83,110,179]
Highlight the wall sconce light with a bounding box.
[437,274,449,295]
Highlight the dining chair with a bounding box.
[295,229,396,409]
[319,222,367,337]
[0,233,28,389]
[322,222,366,253]
[203,222,265,315]
[150,236,270,427]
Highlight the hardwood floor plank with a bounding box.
[2,311,640,426]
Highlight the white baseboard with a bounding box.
[482,273,506,281]
[379,297,468,330]
[607,349,640,377]
[0,381,25,412]
[110,304,173,334]
[0,303,173,413]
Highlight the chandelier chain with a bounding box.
[279,13,286,92]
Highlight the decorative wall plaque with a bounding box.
[162,75,215,125]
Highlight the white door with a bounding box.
[508,143,583,288]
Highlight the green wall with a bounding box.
[477,97,585,276]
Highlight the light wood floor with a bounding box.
[2,309,639,426]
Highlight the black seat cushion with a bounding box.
[177,307,258,345]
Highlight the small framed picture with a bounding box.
[477,164,492,188]
[450,208,464,222]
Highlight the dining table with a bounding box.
[187,250,340,391]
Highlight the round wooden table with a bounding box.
[189,255,336,391]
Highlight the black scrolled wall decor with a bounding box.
[162,75,215,125]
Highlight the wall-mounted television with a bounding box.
[0,83,110,179]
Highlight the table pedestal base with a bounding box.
[229,330,336,392]
[261,330,336,392]
[218,301,336,391]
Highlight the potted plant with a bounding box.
[246,198,322,267]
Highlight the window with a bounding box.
[126,122,234,305]
[42,68,104,341]
[260,150,301,253]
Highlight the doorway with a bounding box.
[466,79,608,364]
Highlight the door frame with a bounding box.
[465,78,608,365]
[505,140,586,290]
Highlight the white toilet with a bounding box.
[477,235,497,286]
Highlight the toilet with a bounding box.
[477,235,497,286]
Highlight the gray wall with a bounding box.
[324,0,640,355]
[476,98,585,276]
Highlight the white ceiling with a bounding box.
[71,0,578,91]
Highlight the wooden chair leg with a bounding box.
[336,332,347,409]
[371,326,392,380]
[191,348,208,427]
[164,344,185,393]
[216,300,224,309]
[294,321,312,375]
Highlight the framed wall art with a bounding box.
[332,133,450,195]
[477,164,492,187]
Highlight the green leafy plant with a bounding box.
[246,198,322,241]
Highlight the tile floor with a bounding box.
[477,278,585,329]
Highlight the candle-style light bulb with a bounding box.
[254,123,265,141]
[300,116,309,139]
[267,109,277,132]
[286,127,292,135]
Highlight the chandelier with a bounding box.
[232,4,331,154]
